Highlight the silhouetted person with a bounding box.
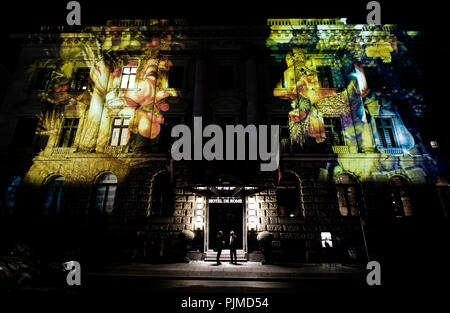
[229,231,237,264]
[215,231,225,265]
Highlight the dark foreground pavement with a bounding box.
[6,261,445,311]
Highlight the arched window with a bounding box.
[390,176,412,216]
[277,171,300,217]
[94,173,117,214]
[336,174,361,216]
[150,172,173,216]
[43,176,65,215]
[1,176,22,215]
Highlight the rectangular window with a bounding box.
[120,66,137,89]
[71,67,90,91]
[168,66,184,88]
[321,232,333,248]
[218,65,234,89]
[336,185,360,216]
[58,118,79,147]
[323,117,344,146]
[363,66,381,90]
[11,117,38,147]
[110,117,130,146]
[317,66,334,88]
[376,118,397,148]
[33,68,53,91]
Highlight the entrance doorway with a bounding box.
[208,202,243,250]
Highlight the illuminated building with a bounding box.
[0,18,448,264]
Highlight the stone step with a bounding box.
[204,250,247,262]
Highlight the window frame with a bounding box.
[94,173,118,215]
[43,176,65,215]
[57,117,80,148]
[323,116,345,146]
[71,67,90,92]
[316,65,334,89]
[120,66,137,89]
[336,174,361,217]
[375,117,398,149]
[390,175,413,217]
[109,117,131,146]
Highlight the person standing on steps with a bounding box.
[229,230,237,264]
[215,231,225,265]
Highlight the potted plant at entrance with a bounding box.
[179,230,195,263]
[257,231,274,264]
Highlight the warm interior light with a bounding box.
[320,232,333,248]
[196,196,203,203]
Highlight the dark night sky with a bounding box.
[0,0,439,30]
[0,0,441,68]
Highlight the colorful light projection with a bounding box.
[29,24,182,151]
[266,20,437,182]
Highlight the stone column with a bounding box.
[78,59,110,151]
[246,57,258,125]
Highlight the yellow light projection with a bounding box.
[266,19,438,183]
[29,23,183,151]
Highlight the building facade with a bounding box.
[0,18,448,264]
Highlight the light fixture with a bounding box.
[196,203,203,209]
[196,216,202,223]
[196,196,203,204]
[248,209,256,216]
[430,141,438,149]
[196,209,203,216]
[248,202,256,210]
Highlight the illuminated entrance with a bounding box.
[203,187,248,260]
[208,200,243,250]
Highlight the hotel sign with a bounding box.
[209,197,243,204]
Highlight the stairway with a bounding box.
[204,249,247,262]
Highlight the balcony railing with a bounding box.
[331,145,350,154]
[50,147,76,155]
[104,145,129,154]
[381,147,404,155]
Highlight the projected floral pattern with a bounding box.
[29,23,182,151]
[266,20,438,182]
